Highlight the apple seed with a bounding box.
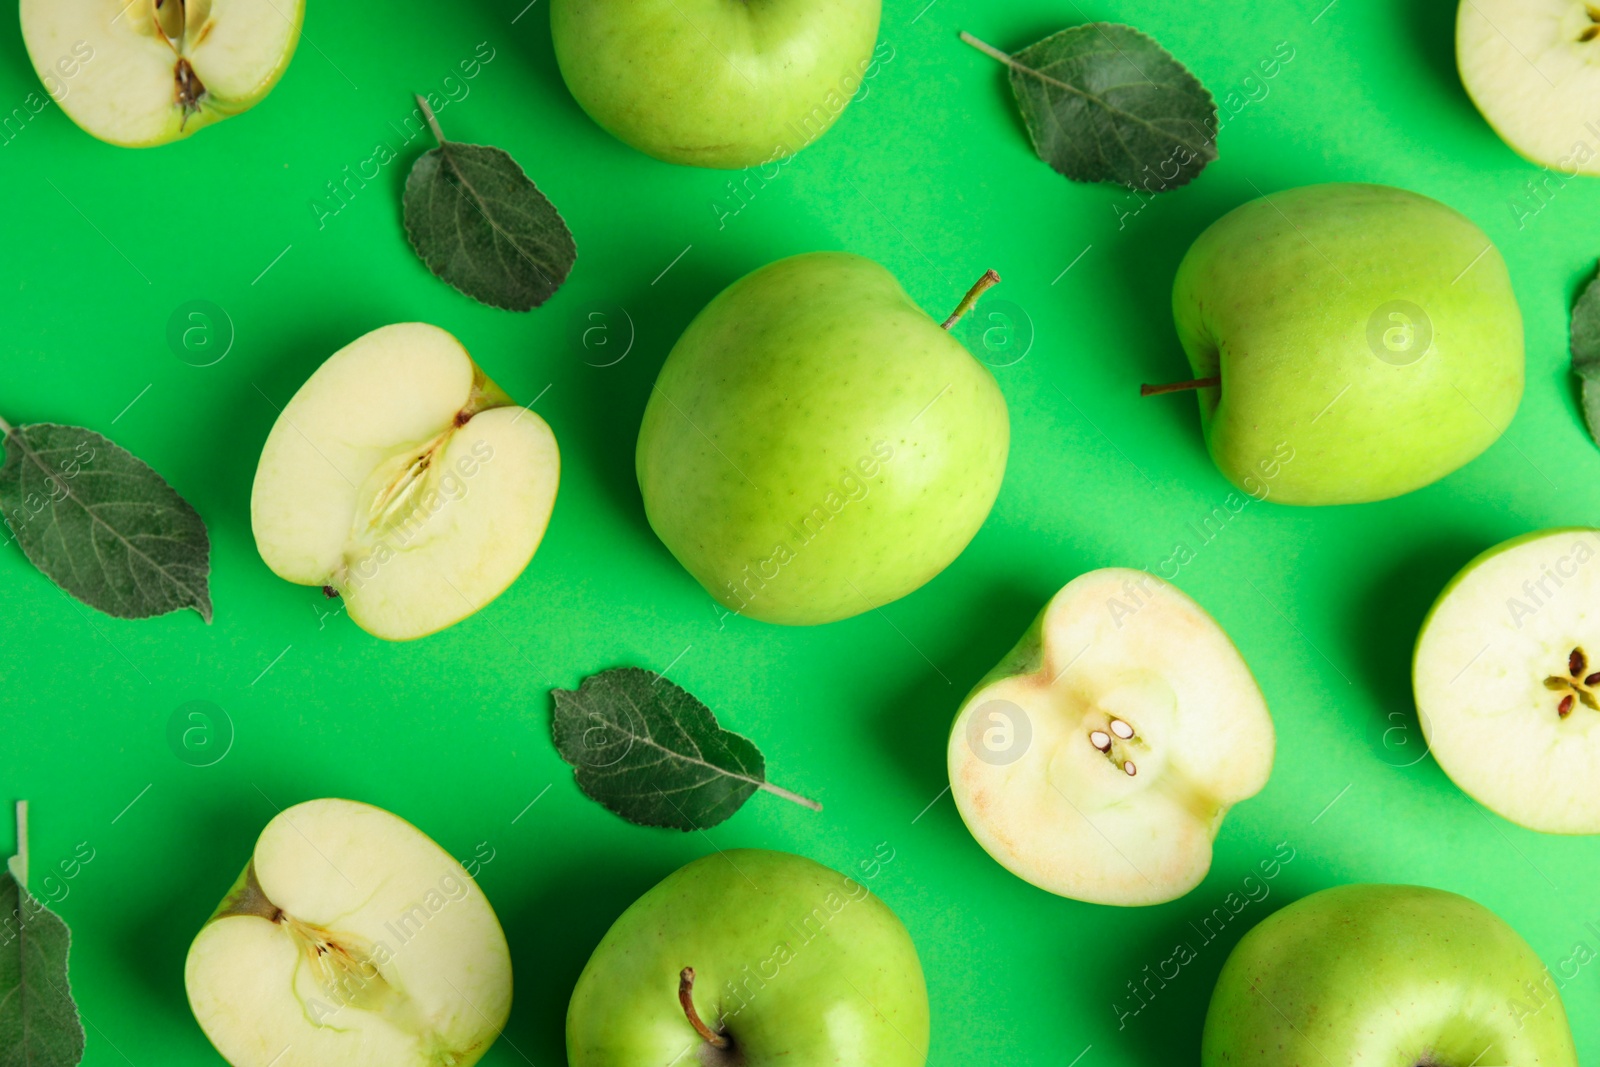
[1109,718,1135,739]
[1545,646,1600,718]
[1582,6,1600,42]
[1122,760,1137,776]
[1089,730,1112,752]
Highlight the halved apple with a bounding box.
[1414,528,1600,833]
[21,0,303,148]
[948,569,1275,905]
[251,323,559,641]
[184,798,513,1067]
[1457,0,1600,174]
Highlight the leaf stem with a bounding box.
[13,801,27,891]
[414,93,447,146]
[959,30,1016,68]
[0,414,13,438]
[1140,376,1221,397]
[759,780,823,812]
[942,269,1002,330]
[678,968,731,1049]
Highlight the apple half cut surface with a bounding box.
[1457,0,1600,174]
[251,323,559,641]
[1414,528,1600,832]
[185,798,513,1067]
[21,0,304,148]
[948,568,1274,905]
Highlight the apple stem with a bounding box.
[13,801,27,891]
[415,93,447,146]
[678,967,730,1049]
[759,780,823,812]
[1140,376,1220,397]
[958,31,1017,69]
[941,269,1002,330]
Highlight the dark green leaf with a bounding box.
[551,668,820,831]
[403,97,576,312]
[1571,272,1600,448]
[963,24,1217,191]
[0,423,212,622]
[0,869,85,1067]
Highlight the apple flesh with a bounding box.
[1458,0,1600,174]
[948,568,1274,905]
[567,849,928,1066]
[21,0,303,147]
[251,323,559,641]
[550,0,881,168]
[636,252,1009,626]
[185,798,513,1067]
[1203,884,1577,1067]
[1414,527,1600,833]
[1170,183,1524,505]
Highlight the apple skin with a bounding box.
[1172,183,1524,505]
[550,0,881,168]
[636,252,1009,625]
[567,849,928,1066]
[1202,884,1576,1067]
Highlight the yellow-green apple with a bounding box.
[1203,884,1577,1067]
[1164,183,1523,505]
[567,849,928,1065]
[948,568,1274,905]
[185,799,513,1067]
[636,252,1009,625]
[549,0,881,168]
[1414,527,1600,832]
[251,323,559,641]
[21,0,303,147]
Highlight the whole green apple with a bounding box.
[566,849,929,1066]
[1166,183,1524,505]
[637,252,1009,625]
[550,0,881,169]
[1203,884,1576,1067]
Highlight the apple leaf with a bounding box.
[0,421,212,622]
[403,95,577,312]
[551,668,821,831]
[1,809,86,1067]
[961,24,1217,191]
[1570,272,1600,448]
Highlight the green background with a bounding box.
[2,0,1597,1063]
